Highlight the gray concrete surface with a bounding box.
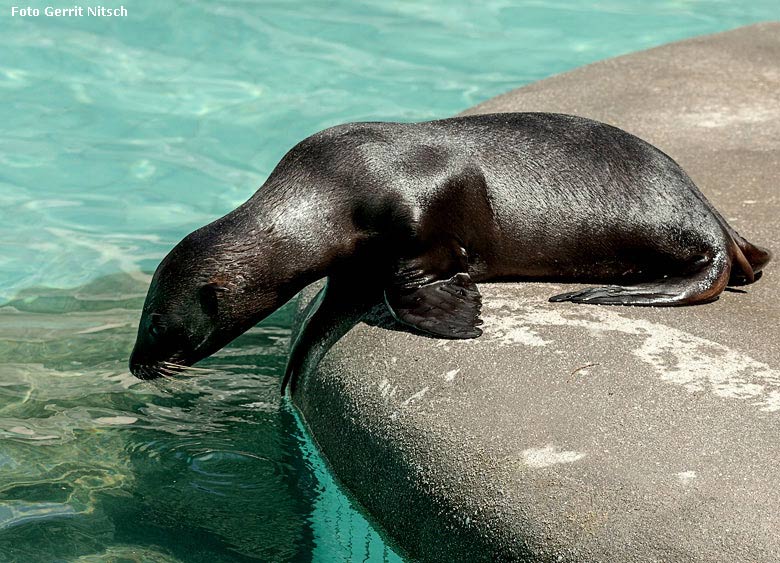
[291,23,780,562]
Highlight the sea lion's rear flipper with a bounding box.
[549,251,731,307]
[385,272,483,338]
[549,284,694,306]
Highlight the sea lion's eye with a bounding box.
[148,314,166,338]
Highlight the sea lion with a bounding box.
[129,112,771,390]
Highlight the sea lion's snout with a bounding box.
[128,341,163,379]
[129,294,231,380]
[128,357,166,380]
[128,359,190,380]
[129,302,222,381]
[128,329,189,380]
[129,280,246,380]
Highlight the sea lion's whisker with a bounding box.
[162,361,211,373]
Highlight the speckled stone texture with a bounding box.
[291,23,780,562]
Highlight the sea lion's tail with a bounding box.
[727,231,772,286]
[688,181,771,285]
[697,192,771,285]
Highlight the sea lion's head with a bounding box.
[129,215,289,380]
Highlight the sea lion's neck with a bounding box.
[227,183,358,306]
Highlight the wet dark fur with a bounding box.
[130,113,771,384]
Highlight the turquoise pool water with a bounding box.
[1,1,778,560]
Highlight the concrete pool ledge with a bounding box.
[291,23,780,562]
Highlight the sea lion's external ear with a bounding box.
[198,282,228,316]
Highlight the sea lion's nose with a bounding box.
[129,360,157,380]
[128,347,163,380]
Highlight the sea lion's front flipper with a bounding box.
[282,278,380,395]
[385,272,483,339]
